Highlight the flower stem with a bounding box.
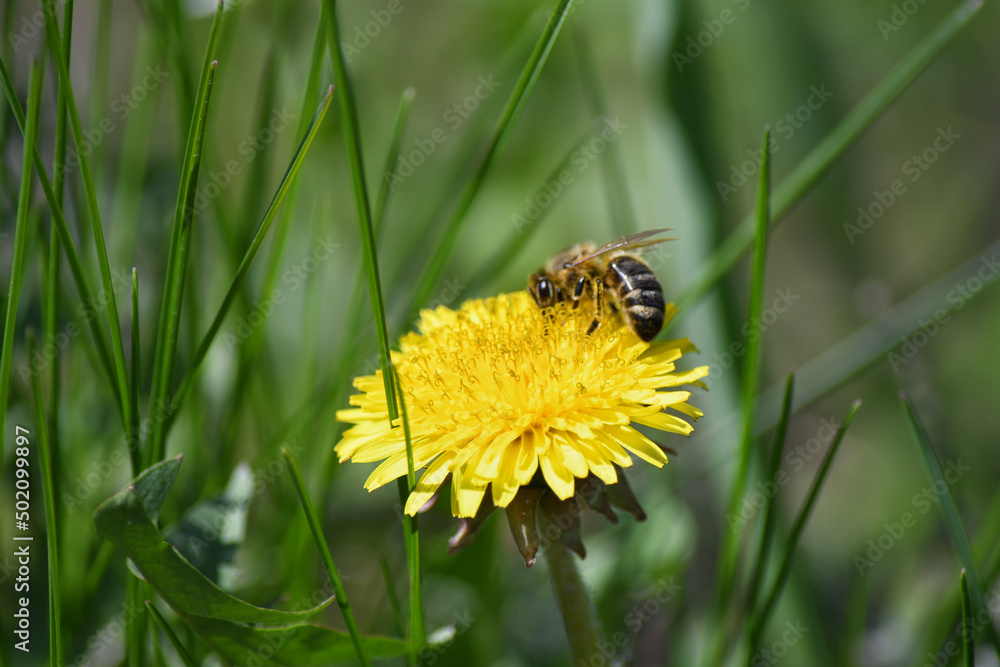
[541,511,603,664]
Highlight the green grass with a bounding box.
[0,1,996,666]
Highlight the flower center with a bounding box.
[395,293,646,433]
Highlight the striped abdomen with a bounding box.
[605,255,665,341]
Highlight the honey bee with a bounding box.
[528,229,673,342]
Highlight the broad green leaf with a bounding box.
[93,458,331,625]
[131,456,183,525]
[188,615,406,666]
[163,463,252,587]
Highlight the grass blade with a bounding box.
[109,34,159,263]
[674,0,984,315]
[0,59,42,467]
[391,364,425,662]
[960,570,974,667]
[329,86,417,373]
[281,446,371,667]
[238,2,331,376]
[146,2,224,466]
[130,270,141,475]
[751,400,861,647]
[916,490,1000,662]
[163,87,334,430]
[752,237,1000,439]
[324,5,426,657]
[323,86,416,398]
[27,331,63,666]
[407,0,576,319]
[138,0,195,132]
[42,0,134,433]
[318,85,420,485]
[0,56,119,411]
[713,127,772,648]
[838,572,869,667]
[145,601,197,667]
[465,122,610,298]
[379,553,404,638]
[903,394,1000,660]
[46,0,74,468]
[90,0,111,131]
[373,87,417,237]
[745,372,795,617]
[325,0,398,418]
[572,29,635,237]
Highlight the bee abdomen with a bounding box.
[607,256,665,341]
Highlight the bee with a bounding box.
[528,229,673,342]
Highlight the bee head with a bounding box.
[528,273,558,308]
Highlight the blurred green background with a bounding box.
[1,0,998,665]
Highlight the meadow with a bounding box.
[0,1,998,665]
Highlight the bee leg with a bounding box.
[571,275,587,310]
[586,279,603,335]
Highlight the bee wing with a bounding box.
[566,228,674,267]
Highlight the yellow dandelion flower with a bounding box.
[335,291,708,518]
